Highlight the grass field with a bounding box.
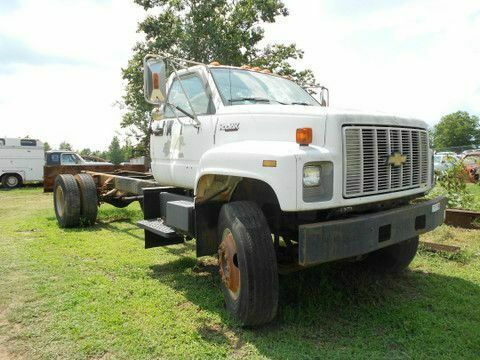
[0,187,479,359]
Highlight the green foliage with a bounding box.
[58,141,72,151]
[436,160,473,208]
[91,150,108,160]
[43,142,51,151]
[79,148,92,157]
[432,111,480,150]
[1,189,480,359]
[121,0,317,156]
[106,136,125,165]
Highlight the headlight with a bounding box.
[303,166,321,187]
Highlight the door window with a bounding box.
[61,153,80,164]
[0,139,4,146]
[164,74,210,118]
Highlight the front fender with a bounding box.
[195,141,330,211]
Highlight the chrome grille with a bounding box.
[343,126,429,198]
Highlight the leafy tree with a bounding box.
[121,0,317,157]
[80,148,92,157]
[107,136,125,165]
[432,111,480,150]
[122,138,135,161]
[59,141,72,151]
[43,142,52,151]
[92,150,108,161]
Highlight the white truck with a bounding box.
[0,138,44,188]
[52,54,446,326]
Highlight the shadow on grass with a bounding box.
[148,258,480,358]
[46,206,145,237]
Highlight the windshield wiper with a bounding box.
[290,102,312,106]
[229,97,271,103]
[229,97,288,105]
[166,102,194,120]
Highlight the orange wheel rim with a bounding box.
[218,229,240,299]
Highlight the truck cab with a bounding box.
[150,64,434,211]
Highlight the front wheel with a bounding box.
[217,201,278,326]
[362,236,419,273]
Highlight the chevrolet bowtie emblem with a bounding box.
[388,152,407,167]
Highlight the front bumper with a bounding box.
[298,196,447,266]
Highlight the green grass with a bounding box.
[467,183,480,208]
[0,187,479,359]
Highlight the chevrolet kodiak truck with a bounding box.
[52,54,446,326]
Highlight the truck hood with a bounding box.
[215,105,428,147]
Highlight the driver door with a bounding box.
[151,70,215,189]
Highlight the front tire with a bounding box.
[362,236,419,273]
[217,201,278,326]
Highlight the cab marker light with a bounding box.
[262,160,277,167]
[296,128,312,146]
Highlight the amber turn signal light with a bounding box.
[296,128,312,145]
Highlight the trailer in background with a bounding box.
[0,138,44,188]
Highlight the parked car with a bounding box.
[434,154,458,174]
[436,151,457,156]
[45,151,112,166]
[461,152,480,182]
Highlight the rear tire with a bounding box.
[2,174,21,189]
[75,174,98,226]
[217,201,278,326]
[362,236,419,273]
[54,174,81,228]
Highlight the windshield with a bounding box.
[61,153,83,165]
[210,68,319,106]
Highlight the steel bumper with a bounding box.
[298,196,447,266]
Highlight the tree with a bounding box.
[80,148,92,157]
[432,111,480,150]
[59,141,72,151]
[43,142,52,151]
[107,136,125,165]
[121,0,317,158]
[92,150,108,161]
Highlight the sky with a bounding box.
[0,0,479,150]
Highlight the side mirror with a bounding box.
[144,56,167,105]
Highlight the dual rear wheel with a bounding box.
[54,174,98,228]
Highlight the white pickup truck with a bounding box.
[52,54,446,326]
